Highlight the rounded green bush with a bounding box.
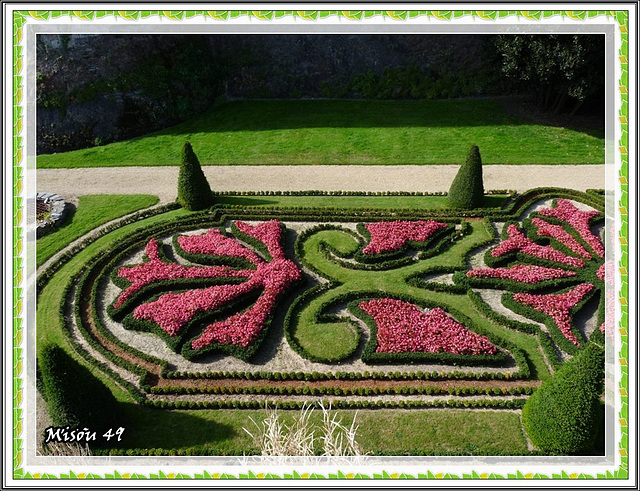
[38,344,121,436]
[522,343,604,454]
[177,141,213,211]
[448,145,485,209]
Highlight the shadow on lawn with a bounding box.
[153,99,537,135]
[113,402,238,450]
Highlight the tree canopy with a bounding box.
[494,34,604,115]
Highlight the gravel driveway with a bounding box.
[37,164,606,203]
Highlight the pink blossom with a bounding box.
[234,220,285,260]
[537,199,604,257]
[114,238,251,308]
[531,217,591,259]
[178,229,260,265]
[362,220,448,255]
[466,264,577,283]
[113,221,301,352]
[491,224,585,268]
[359,298,497,355]
[513,284,595,346]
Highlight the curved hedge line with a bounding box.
[40,186,604,406]
[37,202,181,295]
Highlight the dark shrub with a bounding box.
[522,343,605,454]
[39,344,121,440]
[448,145,485,209]
[177,141,213,211]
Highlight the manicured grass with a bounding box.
[115,406,530,456]
[36,194,159,268]
[216,194,508,209]
[37,99,604,168]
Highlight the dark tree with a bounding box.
[177,141,213,211]
[494,34,604,115]
[448,145,484,209]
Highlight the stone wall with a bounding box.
[37,34,495,154]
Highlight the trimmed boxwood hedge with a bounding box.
[448,145,485,210]
[501,285,599,357]
[172,230,257,269]
[522,343,605,454]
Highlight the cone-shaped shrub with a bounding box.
[448,145,484,209]
[522,343,605,454]
[39,344,121,436]
[177,141,213,211]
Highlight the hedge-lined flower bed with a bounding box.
[459,198,605,355]
[109,220,301,359]
[362,220,449,255]
[512,284,595,347]
[466,264,577,284]
[358,298,498,356]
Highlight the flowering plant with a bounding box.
[460,199,604,352]
[110,221,300,358]
[358,298,497,355]
[362,220,449,255]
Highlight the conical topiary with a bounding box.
[177,141,213,211]
[448,145,484,209]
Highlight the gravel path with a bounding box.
[37,165,605,203]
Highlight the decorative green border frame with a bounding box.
[11,9,629,482]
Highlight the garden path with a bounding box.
[38,164,605,203]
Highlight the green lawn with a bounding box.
[115,406,529,456]
[37,99,604,168]
[36,194,159,268]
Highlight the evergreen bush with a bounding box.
[448,145,485,209]
[522,343,605,454]
[177,141,213,211]
[39,344,121,438]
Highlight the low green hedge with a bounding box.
[150,383,535,397]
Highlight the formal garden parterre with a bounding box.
[36,184,608,456]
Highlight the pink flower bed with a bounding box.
[234,220,285,260]
[491,224,585,268]
[178,229,260,265]
[513,283,595,346]
[113,221,301,351]
[358,298,497,355]
[362,220,448,255]
[466,264,577,284]
[537,199,604,257]
[114,238,251,308]
[531,217,591,259]
[193,259,300,349]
